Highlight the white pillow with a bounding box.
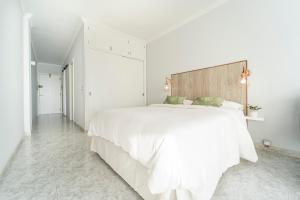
[222,100,244,110]
[183,99,193,105]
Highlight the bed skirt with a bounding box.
[91,136,193,200]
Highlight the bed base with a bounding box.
[91,137,193,200]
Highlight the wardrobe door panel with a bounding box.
[86,49,145,124]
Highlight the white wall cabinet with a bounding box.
[83,22,147,129]
[85,49,145,126]
[128,39,146,60]
[86,24,146,61]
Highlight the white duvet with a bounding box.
[88,104,258,200]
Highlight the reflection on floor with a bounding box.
[0,114,299,200]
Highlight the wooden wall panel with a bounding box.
[171,60,247,113]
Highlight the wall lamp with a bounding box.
[240,67,251,84]
[164,77,172,91]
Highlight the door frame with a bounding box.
[37,72,62,115]
[61,60,74,121]
[62,70,67,116]
[65,60,75,121]
[69,60,75,121]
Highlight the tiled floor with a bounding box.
[0,114,299,200]
[0,114,141,200]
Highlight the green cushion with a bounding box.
[163,96,185,104]
[192,96,224,107]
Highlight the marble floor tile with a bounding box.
[0,114,299,200]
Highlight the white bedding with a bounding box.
[88,104,258,200]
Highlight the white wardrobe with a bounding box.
[84,23,147,129]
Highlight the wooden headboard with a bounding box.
[171,60,248,113]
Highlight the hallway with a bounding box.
[0,114,141,200]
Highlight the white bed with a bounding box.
[88,104,258,200]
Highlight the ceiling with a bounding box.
[22,0,228,65]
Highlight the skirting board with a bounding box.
[73,121,86,133]
[64,114,86,133]
[0,135,24,176]
[255,143,300,159]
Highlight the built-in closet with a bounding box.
[83,23,147,129]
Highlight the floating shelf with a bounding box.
[245,116,264,121]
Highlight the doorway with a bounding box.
[62,61,74,121]
[38,73,62,115]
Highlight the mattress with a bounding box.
[91,136,193,200]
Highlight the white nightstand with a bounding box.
[245,116,264,122]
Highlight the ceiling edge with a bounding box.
[146,0,229,43]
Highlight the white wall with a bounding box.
[64,25,85,129]
[0,0,24,174]
[147,0,300,152]
[23,14,32,136]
